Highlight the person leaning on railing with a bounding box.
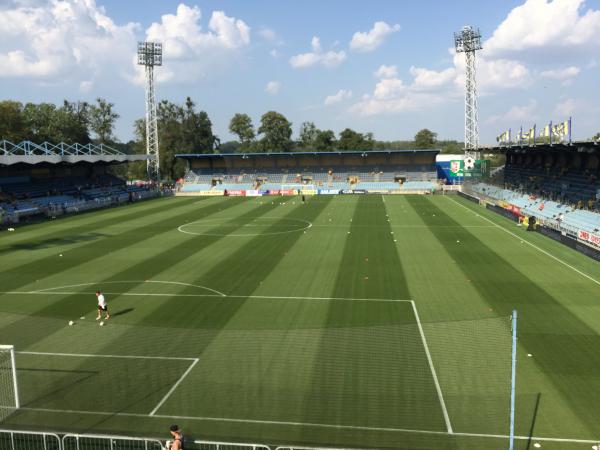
[164,425,185,450]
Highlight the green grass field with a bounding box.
[0,194,599,450]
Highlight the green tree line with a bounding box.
[0,98,470,180]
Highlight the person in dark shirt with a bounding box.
[165,425,184,450]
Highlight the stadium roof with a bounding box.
[0,140,150,166]
[176,149,440,159]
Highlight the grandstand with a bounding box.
[176,150,440,194]
[0,141,158,223]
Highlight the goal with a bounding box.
[0,345,19,421]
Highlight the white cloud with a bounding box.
[349,90,444,116]
[374,64,398,79]
[553,98,579,117]
[0,0,138,80]
[0,1,252,87]
[324,89,352,106]
[350,48,531,117]
[258,27,276,42]
[409,66,456,89]
[269,49,280,58]
[486,0,600,57]
[475,55,532,90]
[265,80,281,95]
[486,100,538,124]
[350,21,400,52]
[540,66,580,80]
[140,4,251,83]
[431,50,532,91]
[79,80,94,93]
[289,36,346,68]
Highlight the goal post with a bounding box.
[0,345,19,420]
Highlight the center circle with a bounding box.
[178,217,312,237]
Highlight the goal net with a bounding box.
[0,345,19,421]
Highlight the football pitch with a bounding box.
[0,194,599,450]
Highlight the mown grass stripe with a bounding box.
[300,196,447,436]
[408,194,600,435]
[145,196,334,327]
[0,197,250,348]
[0,197,227,291]
[0,197,197,257]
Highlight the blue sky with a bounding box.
[1,0,599,144]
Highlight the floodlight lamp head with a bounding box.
[454,26,482,53]
[137,41,163,67]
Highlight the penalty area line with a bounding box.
[11,406,600,445]
[149,358,199,416]
[411,300,453,434]
[17,350,197,362]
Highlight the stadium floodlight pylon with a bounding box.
[137,41,162,182]
[454,26,482,161]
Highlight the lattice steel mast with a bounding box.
[454,26,482,158]
[137,42,162,181]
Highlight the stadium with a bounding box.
[0,2,600,450]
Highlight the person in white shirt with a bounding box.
[96,291,110,321]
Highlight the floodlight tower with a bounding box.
[137,41,162,181]
[454,26,482,159]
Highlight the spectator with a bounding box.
[164,425,184,450]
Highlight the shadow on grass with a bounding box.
[0,232,109,254]
[111,308,134,318]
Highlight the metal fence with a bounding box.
[0,429,61,450]
[62,434,163,450]
[194,440,270,450]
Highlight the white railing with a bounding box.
[0,429,61,450]
[276,446,355,450]
[194,440,271,450]
[62,433,163,450]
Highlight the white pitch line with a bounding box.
[33,280,226,297]
[18,351,197,362]
[12,406,600,445]
[0,291,413,303]
[410,300,453,434]
[447,196,600,288]
[149,358,199,416]
[310,224,495,228]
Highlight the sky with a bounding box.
[1,0,600,145]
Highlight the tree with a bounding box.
[53,101,91,143]
[23,102,58,143]
[593,132,600,141]
[338,128,374,151]
[89,98,119,143]
[314,129,336,151]
[298,121,318,150]
[0,101,27,142]
[414,129,437,149]
[438,140,463,154]
[229,113,255,149]
[220,141,242,153]
[257,111,293,152]
[181,98,219,153]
